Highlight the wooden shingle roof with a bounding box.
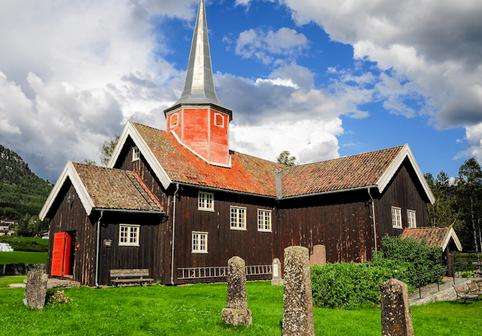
[401,226,462,251]
[132,123,281,197]
[72,163,162,212]
[280,146,404,198]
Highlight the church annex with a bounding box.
[39,0,436,286]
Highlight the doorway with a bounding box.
[51,231,74,277]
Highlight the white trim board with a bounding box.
[376,144,435,204]
[443,227,463,251]
[107,121,172,189]
[39,162,95,220]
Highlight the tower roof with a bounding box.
[165,0,231,116]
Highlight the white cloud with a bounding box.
[281,0,482,161]
[0,0,192,179]
[465,123,482,162]
[235,28,308,64]
[218,63,374,163]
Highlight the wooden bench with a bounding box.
[110,269,154,286]
[454,280,481,302]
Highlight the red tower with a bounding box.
[164,0,232,167]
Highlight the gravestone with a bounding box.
[282,246,314,336]
[309,245,326,265]
[380,278,414,336]
[23,266,48,310]
[271,258,283,285]
[221,256,252,326]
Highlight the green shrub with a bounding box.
[311,261,412,309]
[454,253,482,272]
[0,236,49,252]
[376,236,445,288]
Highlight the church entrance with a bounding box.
[51,231,74,277]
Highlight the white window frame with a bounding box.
[132,146,140,162]
[230,206,247,231]
[198,191,214,211]
[407,209,417,228]
[192,231,208,253]
[214,113,224,128]
[257,209,272,232]
[170,113,179,128]
[391,206,403,229]
[119,224,140,246]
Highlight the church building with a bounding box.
[39,0,437,286]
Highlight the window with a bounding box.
[214,113,224,127]
[407,210,417,228]
[230,206,247,230]
[391,206,402,229]
[257,209,272,232]
[170,113,179,128]
[119,224,140,246]
[132,147,140,162]
[198,191,214,211]
[192,231,208,253]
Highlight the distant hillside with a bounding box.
[0,144,52,220]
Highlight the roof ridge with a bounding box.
[72,162,134,174]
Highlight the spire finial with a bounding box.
[177,0,219,105]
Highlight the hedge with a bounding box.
[311,261,412,309]
[0,236,49,252]
[455,252,482,272]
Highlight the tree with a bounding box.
[100,136,119,166]
[425,172,459,227]
[277,151,296,166]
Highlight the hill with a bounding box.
[0,144,52,220]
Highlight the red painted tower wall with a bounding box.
[167,107,230,166]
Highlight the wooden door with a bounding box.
[51,232,73,277]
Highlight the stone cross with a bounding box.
[23,266,48,310]
[282,246,315,336]
[380,278,414,336]
[309,244,326,265]
[271,258,283,286]
[221,256,252,326]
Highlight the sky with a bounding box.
[0,0,481,182]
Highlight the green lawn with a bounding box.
[0,280,480,336]
[0,251,48,265]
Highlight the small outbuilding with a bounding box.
[401,226,462,275]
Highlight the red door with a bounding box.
[51,232,73,277]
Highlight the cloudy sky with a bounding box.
[0,0,481,181]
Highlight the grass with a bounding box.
[0,279,480,335]
[0,236,49,252]
[0,251,48,265]
[0,275,25,288]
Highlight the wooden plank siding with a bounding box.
[47,181,97,286]
[374,158,430,243]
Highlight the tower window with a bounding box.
[170,113,179,128]
[214,113,224,128]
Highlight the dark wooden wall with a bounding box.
[98,212,165,285]
[173,186,277,283]
[375,158,430,243]
[277,190,374,264]
[47,181,97,286]
[114,136,174,283]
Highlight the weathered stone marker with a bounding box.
[309,244,326,265]
[221,256,252,326]
[380,278,414,336]
[271,258,283,286]
[282,246,314,336]
[23,266,48,310]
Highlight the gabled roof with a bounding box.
[281,146,403,198]
[401,226,462,251]
[39,162,163,220]
[108,121,435,203]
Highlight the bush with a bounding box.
[376,236,445,288]
[0,236,49,252]
[455,253,482,272]
[311,261,412,309]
